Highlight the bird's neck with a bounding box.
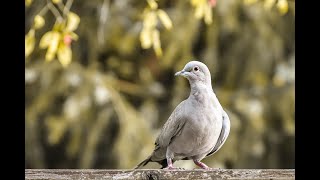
[190,81,212,95]
[189,82,222,111]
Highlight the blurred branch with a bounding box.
[38,5,49,16]
[56,2,65,14]
[98,0,110,46]
[115,79,145,96]
[63,0,74,17]
[54,0,74,19]
[46,0,63,22]
[80,108,113,168]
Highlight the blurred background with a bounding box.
[25,0,295,169]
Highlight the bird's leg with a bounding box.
[163,158,175,170]
[193,160,213,170]
[163,149,183,170]
[163,158,185,170]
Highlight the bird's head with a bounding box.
[175,60,212,86]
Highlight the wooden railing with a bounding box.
[25,169,295,179]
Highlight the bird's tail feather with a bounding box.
[134,155,152,169]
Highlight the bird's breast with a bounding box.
[169,104,223,157]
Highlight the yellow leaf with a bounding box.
[45,32,61,61]
[140,29,152,49]
[152,30,162,57]
[34,15,45,29]
[264,0,276,10]
[143,11,157,29]
[52,0,62,4]
[69,32,79,41]
[53,21,65,31]
[40,31,53,49]
[147,0,158,9]
[194,3,205,19]
[25,29,35,57]
[243,0,258,5]
[204,3,213,25]
[190,0,200,6]
[66,12,80,32]
[277,0,288,15]
[57,43,72,67]
[45,116,67,145]
[25,0,33,7]
[157,9,172,30]
[190,0,207,6]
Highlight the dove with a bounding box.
[135,60,230,170]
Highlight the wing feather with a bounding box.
[155,100,187,148]
[206,110,230,157]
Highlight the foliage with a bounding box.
[190,0,215,25]
[26,0,293,63]
[140,0,172,57]
[243,0,290,15]
[25,0,80,67]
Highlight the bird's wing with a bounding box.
[155,100,187,148]
[206,110,230,157]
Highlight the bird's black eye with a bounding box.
[193,66,199,71]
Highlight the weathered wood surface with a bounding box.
[25,169,295,180]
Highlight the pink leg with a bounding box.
[163,158,184,170]
[163,158,174,169]
[193,160,213,170]
[163,149,184,170]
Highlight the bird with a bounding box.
[135,60,230,170]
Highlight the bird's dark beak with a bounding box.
[175,70,187,77]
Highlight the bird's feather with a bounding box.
[205,110,230,157]
[155,100,187,148]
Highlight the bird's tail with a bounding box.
[134,155,152,169]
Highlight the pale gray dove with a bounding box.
[135,60,230,170]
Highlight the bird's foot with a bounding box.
[163,157,184,170]
[193,160,215,170]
